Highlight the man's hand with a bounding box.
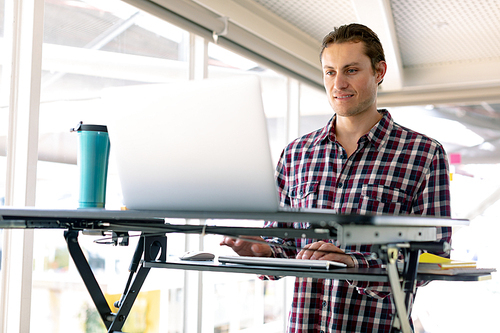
[220,236,272,257]
[296,241,354,268]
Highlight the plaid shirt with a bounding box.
[264,110,451,332]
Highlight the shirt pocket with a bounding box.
[289,181,318,208]
[360,184,411,214]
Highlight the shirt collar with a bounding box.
[314,110,393,150]
[314,116,335,145]
[365,109,392,150]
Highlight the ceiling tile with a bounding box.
[251,0,357,41]
[390,0,500,68]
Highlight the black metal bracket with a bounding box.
[65,230,115,329]
[144,235,167,262]
[374,241,450,333]
[64,230,166,332]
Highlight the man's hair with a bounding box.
[320,23,386,75]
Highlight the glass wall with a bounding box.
[208,42,288,163]
[0,0,5,197]
[2,0,497,332]
[299,83,331,137]
[31,1,291,332]
[411,164,500,332]
[297,93,500,332]
[189,41,292,332]
[0,0,8,294]
[32,0,191,332]
[36,0,190,209]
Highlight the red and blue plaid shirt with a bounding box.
[264,110,452,332]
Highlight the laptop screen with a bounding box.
[103,76,280,212]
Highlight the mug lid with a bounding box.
[71,122,108,132]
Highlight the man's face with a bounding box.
[321,41,385,118]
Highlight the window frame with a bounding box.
[0,1,298,331]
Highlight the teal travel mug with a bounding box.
[71,122,110,208]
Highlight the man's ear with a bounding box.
[376,61,387,85]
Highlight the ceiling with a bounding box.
[191,0,500,164]
[195,0,500,102]
[3,0,500,165]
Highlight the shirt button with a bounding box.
[337,182,343,188]
[322,301,327,307]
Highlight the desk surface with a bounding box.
[144,259,492,282]
[0,207,468,227]
[0,207,469,245]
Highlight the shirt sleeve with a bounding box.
[259,149,299,280]
[258,223,295,281]
[275,148,291,207]
[411,143,452,256]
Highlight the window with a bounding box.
[32,1,190,332]
[36,0,190,209]
[5,0,497,332]
[0,0,6,207]
[299,83,331,136]
[297,87,500,332]
[411,163,500,332]
[0,0,10,296]
[208,42,287,163]
[205,43,291,332]
[31,1,292,332]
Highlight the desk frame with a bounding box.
[0,208,480,333]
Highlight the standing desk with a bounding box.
[0,208,489,333]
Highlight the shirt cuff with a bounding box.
[347,253,392,299]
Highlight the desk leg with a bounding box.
[401,248,421,311]
[386,246,413,333]
[65,231,165,333]
[108,263,151,332]
[64,230,115,330]
[108,235,164,332]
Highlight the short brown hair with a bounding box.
[320,23,385,75]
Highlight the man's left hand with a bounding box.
[296,241,355,268]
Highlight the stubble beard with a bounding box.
[330,93,377,118]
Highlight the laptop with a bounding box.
[103,76,281,212]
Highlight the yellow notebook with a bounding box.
[419,253,476,270]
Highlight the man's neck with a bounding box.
[334,109,383,156]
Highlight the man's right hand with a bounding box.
[220,236,273,257]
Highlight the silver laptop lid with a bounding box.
[103,76,280,212]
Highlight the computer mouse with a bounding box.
[180,251,215,261]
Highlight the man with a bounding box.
[221,23,451,332]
